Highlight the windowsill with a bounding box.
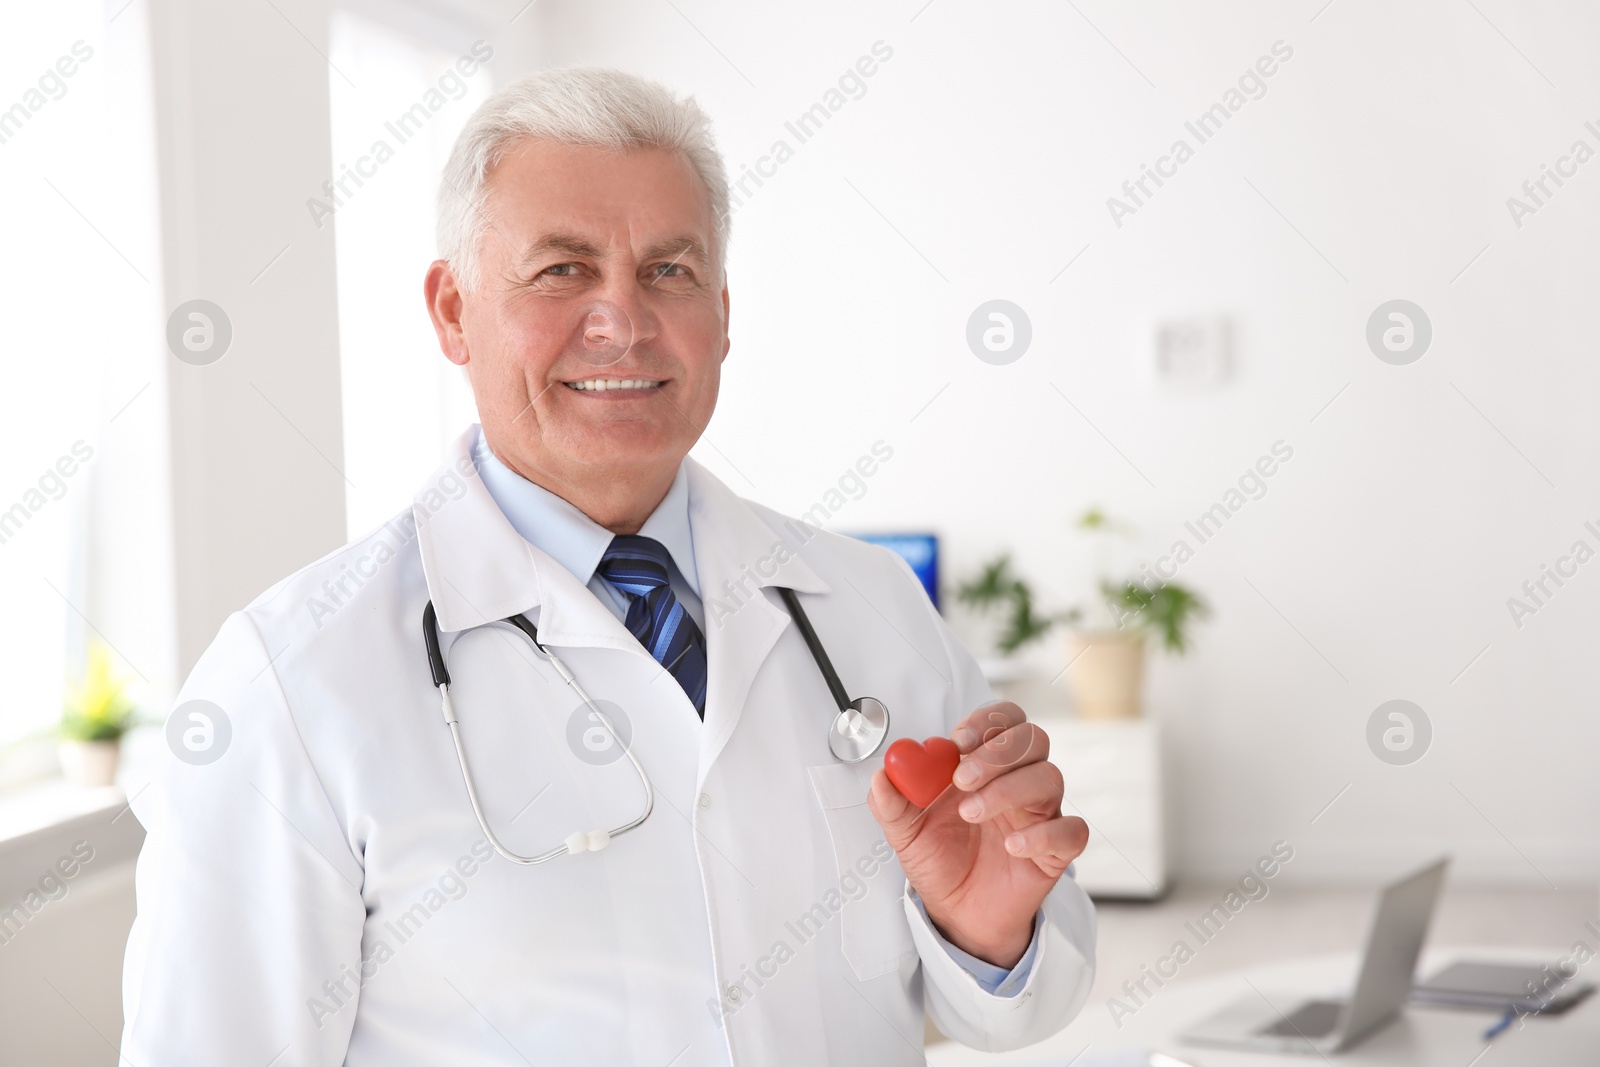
[0,778,130,847]
[0,726,160,849]
[0,734,152,903]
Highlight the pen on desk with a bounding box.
[1481,1007,1516,1041]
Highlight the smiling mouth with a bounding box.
[563,378,665,393]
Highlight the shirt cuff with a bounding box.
[908,888,1045,998]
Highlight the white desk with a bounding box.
[928,947,1596,1066]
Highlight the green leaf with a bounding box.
[1100,578,1209,653]
[957,554,1058,654]
[955,554,1017,608]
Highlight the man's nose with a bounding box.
[573,282,663,367]
[571,301,633,368]
[582,305,625,350]
[587,275,661,348]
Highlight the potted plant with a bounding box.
[58,642,138,787]
[956,510,1208,719]
[1067,574,1207,719]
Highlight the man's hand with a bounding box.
[866,702,1089,969]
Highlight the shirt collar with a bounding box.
[470,428,701,596]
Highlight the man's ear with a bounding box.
[720,284,731,362]
[425,260,470,367]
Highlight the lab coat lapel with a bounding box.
[686,459,828,790]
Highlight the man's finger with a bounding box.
[952,721,1049,792]
[950,700,1026,753]
[955,760,1062,824]
[1002,815,1089,870]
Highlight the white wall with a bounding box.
[526,0,1600,885]
[147,0,350,676]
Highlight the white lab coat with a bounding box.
[121,426,1096,1066]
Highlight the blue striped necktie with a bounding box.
[596,535,708,718]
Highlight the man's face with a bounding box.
[430,140,728,493]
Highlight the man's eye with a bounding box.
[652,263,688,279]
[542,263,577,277]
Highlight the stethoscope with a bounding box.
[421,588,889,865]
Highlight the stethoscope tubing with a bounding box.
[775,587,852,713]
[422,585,882,862]
[423,602,654,864]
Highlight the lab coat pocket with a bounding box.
[806,761,916,982]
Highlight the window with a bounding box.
[328,10,489,539]
[0,2,166,763]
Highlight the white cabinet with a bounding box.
[1033,715,1168,900]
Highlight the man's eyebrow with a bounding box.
[639,236,709,264]
[515,233,606,263]
[514,233,710,268]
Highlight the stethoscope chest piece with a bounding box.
[775,586,893,765]
[829,696,890,763]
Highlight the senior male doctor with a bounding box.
[121,68,1095,1065]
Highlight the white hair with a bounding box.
[436,67,730,291]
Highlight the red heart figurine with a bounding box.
[884,736,961,808]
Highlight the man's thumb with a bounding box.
[866,767,924,849]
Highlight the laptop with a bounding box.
[1179,856,1449,1055]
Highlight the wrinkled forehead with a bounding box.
[481,138,717,262]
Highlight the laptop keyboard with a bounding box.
[1258,999,1344,1039]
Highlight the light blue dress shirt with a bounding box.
[471,433,704,631]
[469,430,1041,996]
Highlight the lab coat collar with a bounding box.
[683,458,830,605]
[414,426,828,644]
[412,426,624,649]
[470,431,702,597]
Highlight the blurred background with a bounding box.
[2,0,1597,1062]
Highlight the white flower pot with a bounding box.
[1064,631,1146,719]
[59,739,121,788]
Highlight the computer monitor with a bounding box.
[849,532,940,611]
